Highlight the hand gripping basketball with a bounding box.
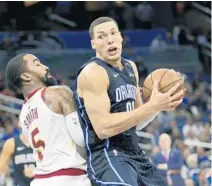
[149,80,184,112]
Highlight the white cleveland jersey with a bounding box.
[19,88,87,175]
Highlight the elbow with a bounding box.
[96,128,109,140]
[92,117,114,140]
[95,122,111,140]
[97,133,107,140]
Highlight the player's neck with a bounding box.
[22,82,46,100]
[96,54,122,69]
[109,59,122,70]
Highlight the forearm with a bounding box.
[136,112,159,130]
[102,102,157,138]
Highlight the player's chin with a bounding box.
[107,54,121,61]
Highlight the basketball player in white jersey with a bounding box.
[5,53,91,186]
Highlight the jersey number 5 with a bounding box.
[31,128,45,161]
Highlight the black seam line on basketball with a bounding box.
[160,78,183,92]
[144,70,168,100]
[146,69,168,93]
[143,85,151,101]
[144,78,183,101]
[143,85,152,92]
[159,69,169,86]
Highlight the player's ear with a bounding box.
[91,39,96,50]
[20,72,31,82]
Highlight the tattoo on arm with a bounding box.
[44,86,76,115]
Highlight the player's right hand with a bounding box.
[149,80,184,112]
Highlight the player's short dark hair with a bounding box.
[5,53,28,90]
[89,17,118,39]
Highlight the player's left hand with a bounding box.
[23,164,35,178]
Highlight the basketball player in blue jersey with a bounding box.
[74,17,184,186]
[0,132,35,186]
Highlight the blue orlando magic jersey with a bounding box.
[74,57,140,153]
[12,136,35,186]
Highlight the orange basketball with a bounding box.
[142,69,185,102]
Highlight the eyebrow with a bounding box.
[97,28,117,34]
[97,31,105,34]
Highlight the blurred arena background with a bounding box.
[0,1,211,186]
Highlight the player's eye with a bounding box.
[98,35,104,39]
[111,31,117,35]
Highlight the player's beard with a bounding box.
[41,72,58,87]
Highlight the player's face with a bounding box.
[20,54,57,86]
[91,21,123,61]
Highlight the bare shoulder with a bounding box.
[45,86,73,99]
[78,62,109,90]
[128,60,137,72]
[44,86,75,115]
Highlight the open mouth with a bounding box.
[108,47,118,53]
[46,71,52,77]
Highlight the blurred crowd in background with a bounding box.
[0,1,211,186]
[0,1,210,73]
[0,1,210,31]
